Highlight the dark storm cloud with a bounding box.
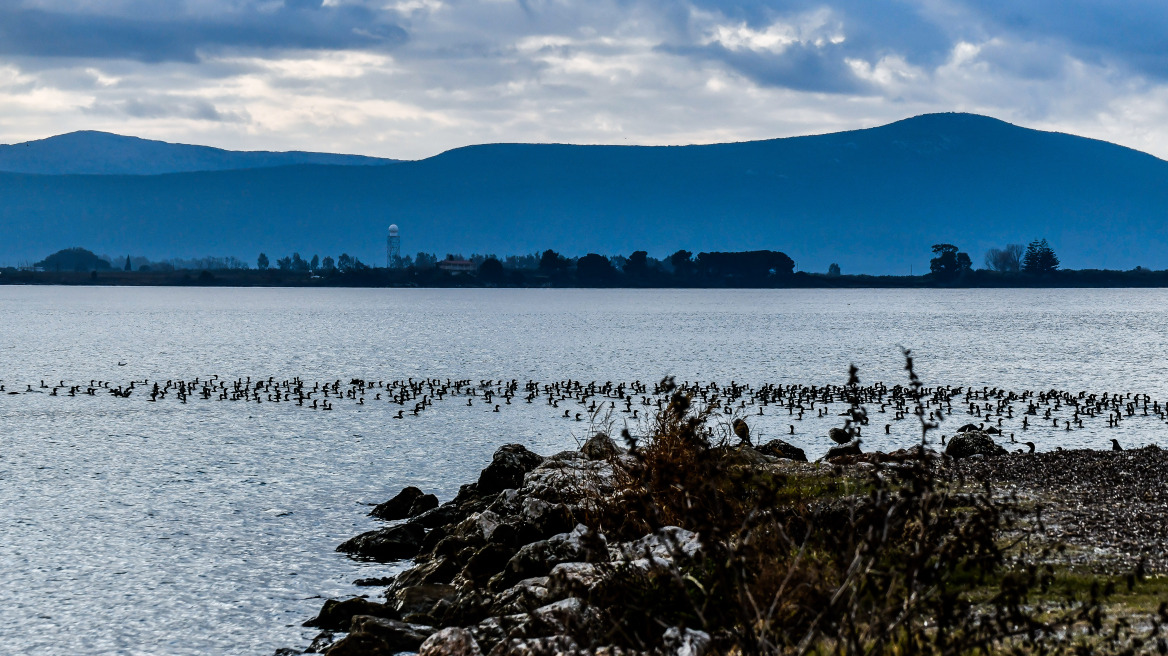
[666,41,865,93]
[965,0,1168,79]
[0,2,407,63]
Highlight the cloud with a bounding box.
[2,0,1168,164]
[0,1,406,63]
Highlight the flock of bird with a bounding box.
[3,375,1165,452]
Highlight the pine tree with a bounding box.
[1023,239,1059,273]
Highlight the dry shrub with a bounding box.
[583,368,1168,655]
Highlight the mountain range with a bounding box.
[2,113,1166,274]
[0,131,395,175]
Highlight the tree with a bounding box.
[984,244,1023,272]
[257,253,269,270]
[35,247,112,272]
[827,263,841,277]
[669,249,693,276]
[276,256,293,270]
[929,243,971,280]
[309,254,320,271]
[321,256,336,271]
[414,252,437,269]
[1023,239,1059,274]
[124,255,132,272]
[291,253,309,272]
[539,249,568,273]
[478,257,504,283]
[625,250,649,277]
[576,253,616,285]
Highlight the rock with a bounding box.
[391,556,462,590]
[306,630,337,653]
[662,627,712,656]
[353,576,395,587]
[409,494,440,517]
[824,441,862,460]
[486,636,579,656]
[478,444,545,495]
[488,576,552,616]
[547,562,601,598]
[390,584,457,616]
[324,616,434,655]
[945,431,1008,459]
[581,433,619,460]
[756,438,808,462]
[413,504,467,529]
[522,459,618,504]
[610,526,700,565]
[419,627,483,656]
[465,543,518,584]
[519,498,574,540]
[370,486,426,521]
[305,597,400,630]
[337,522,426,562]
[499,524,608,588]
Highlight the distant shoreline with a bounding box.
[4,268,1168,289]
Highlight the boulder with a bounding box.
[389,584,457,616]
[413,503,467,529]
[610,526,700,565]
[498,524,608,588]
[478,444,545,494]
[945,431,1008,459]
[662,627,712,656]
[418,627,483,656]
[408,494,440,517]
[581,433,619,460]
[370,486,426,521]
[337,522,427,562]
[324,616,434,655]
[305,597,400,630]
[488,576,552,616]
[756,438,808,462]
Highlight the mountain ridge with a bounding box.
[3,113,1167,274]
[0,130,398,175]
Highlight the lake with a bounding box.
[2,286,1167,654]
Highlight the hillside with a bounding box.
[2,113,1167,274]
[0,131,396,175]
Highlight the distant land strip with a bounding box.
[5,267,1168,289]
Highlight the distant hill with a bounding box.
[2,113,1167,274]
[0,131,397,175]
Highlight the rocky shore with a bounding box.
[285,428,1168,656]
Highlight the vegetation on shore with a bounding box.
[7,242,1168,288]
[301,361,1168,655]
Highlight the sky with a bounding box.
[2,0,1168,160]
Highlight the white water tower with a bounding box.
[387,224,401,268]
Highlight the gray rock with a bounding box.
[370,486,426,521]
[478,444,545,495]
[305,597,399,630]
[389,584,457,617]
[662,627,712,656]
[581,433,619,460]
[336,522,426,562]
[499,524,608,588]
[756,438,808,462]
[418,627,483,656]
[408,494,440,517]
[324,616,434,655]
[945,431,1008,459]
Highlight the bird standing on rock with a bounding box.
[1112,438,1123,451]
